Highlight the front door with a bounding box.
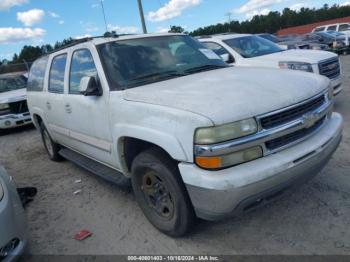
[62,48,114,167]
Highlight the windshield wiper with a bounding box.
[130,70,187,82]
[184,64,227,74]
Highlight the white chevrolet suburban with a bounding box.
[199,34,343,95]
[0,72,32,129]
[27,33,343,236]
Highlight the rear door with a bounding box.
[45,53,71,146]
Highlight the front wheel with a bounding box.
[40,122,62,161]
[131,148,195,237]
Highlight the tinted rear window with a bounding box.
[314,27,325,32]
[27,56,48,92]
[339,24,350,31]
[49,54,67,93]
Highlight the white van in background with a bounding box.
[312,23,350,37]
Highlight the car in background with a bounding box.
[313,31,348,47]
[258,33,329,51]
[312,23,350,37]
[199,34,342,95]
[0,166,27,261]
[326,31,349,46]
[0,72,32,129]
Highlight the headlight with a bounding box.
[279,61,313,72]
[312,46,321,50]
[0,182,4,201]
[194,118,257,145]
[195,146,263,169]
[0,103,10,111]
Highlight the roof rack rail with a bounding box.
[41,34,121,57]
[195,35,212,39]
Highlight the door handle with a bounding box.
[65,103,72,114]
[46,102,51,110]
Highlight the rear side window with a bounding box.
[69,49,98,94]
[27,56,48,92]
[327,25,337,31]
[314,27,325,32]
[339,24,350,31]
[49,54,67,93]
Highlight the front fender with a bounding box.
[113,123,188,162]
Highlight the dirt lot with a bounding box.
[0,56,349,256]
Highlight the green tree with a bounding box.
[169,26,185,33]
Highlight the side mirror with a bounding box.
[220,53,230,63]
[80,76,103,96]
[220,53,235,64]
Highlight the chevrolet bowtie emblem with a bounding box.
[303,112,319,128]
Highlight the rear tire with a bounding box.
[131,147,195,237]
[40,122,62,161]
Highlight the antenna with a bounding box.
[100,0,109,33]
[225,12,232,32]
[137,0,147,34]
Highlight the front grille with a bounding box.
[265,116,326,151]
[318,57,340,79]
[9,100,29,114]
[260,95,325,129]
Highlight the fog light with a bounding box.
[4,120,11,126]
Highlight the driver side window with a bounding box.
[69,49,98,94]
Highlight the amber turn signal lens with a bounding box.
[195,156,222,169]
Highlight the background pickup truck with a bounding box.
[0,72,32,129]
[199,34,343,96]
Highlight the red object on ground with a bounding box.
[276,16,350,36]
[74,230,92,241]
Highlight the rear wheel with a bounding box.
[40,122,62,161]
[131,148,195,237]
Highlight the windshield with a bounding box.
[223,35,283,58]
[0,75,27,93]
[98,35,227,90]
[259,34,279,43]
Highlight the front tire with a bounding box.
[40,122,62,161]
[131,148,195,237]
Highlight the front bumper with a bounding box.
[179,113,343,221]
[0,167,27,262]
[0,113,32,129]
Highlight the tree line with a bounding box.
[1,3,350,71]
[190,4,350,36]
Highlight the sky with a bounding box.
[0,0,347,60]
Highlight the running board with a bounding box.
[59,148,130,188]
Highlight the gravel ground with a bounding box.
[0,56,349,256]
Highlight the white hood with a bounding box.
[123,67,330,125]
[0,88,27,104]
[249,49,337,65]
